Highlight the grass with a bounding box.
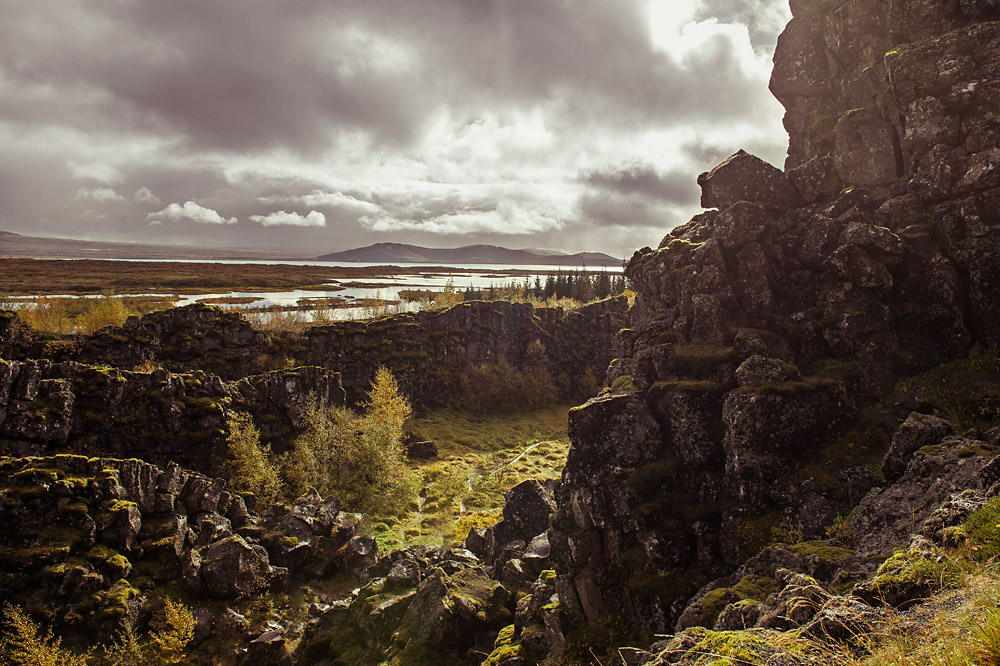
[0,259,581,296]
[645,495,1000,666]
[364,403,572,551]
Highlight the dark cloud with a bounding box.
[0,0,791,258]
[581,163,698,205]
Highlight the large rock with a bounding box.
[196,535,283,599]
[881,412,955,482]
[697,150,801,212]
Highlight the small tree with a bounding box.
[284,367,415,512]
[226,412,281,506]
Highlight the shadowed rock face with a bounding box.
[548,0,1000,637]
[2,298,627,409]
[0,359,343,474]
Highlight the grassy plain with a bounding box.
[0,258,538,295]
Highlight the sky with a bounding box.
[0,0,792,259]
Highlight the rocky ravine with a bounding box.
[1,297,627,408]
[4,1,1000,665]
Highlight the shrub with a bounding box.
[104,598,194,665]
[0,604,90,666]
[284,367,416,513]
[150,598,195,665]
[18,297,73,335]
[76,290,133,335]
[226,412,281,506]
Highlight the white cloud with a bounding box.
[249,210,327,227]
[67,160,123,184]
[148,201,236,225]
[75,187,126,203]
[134,186,161,204]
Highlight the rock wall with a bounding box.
[547,0,1000,638]
[0,359,343,474]
[3,298,627,408]
[0,454,372,648]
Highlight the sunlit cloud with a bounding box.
[148,201,236,225]
[250,210,326,227]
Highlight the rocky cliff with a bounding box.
[2,298,626,408]
[543,0,1000,645]
[0,359,343,475]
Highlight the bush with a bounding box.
[284,367,416,512]
[0,604,89,666]
[226,412,281,506]
[76,290,133,335]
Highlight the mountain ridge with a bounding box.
[318,242,621,266]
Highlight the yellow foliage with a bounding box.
[149,599,195,665]
[0,604,90,666]
[76,290,133,335]
[226,411,282,506]
[284,367,416,512]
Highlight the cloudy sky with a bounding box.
[0,0,791,258]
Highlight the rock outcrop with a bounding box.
[546,0,1000,646]
[3,297,627,408]
[0,358,342,474]
[0,455,369,647]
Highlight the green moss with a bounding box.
[701,588,731,628]
[651,380,725,394]
[628,455,679,497]
[865,547,961,604]
[732,575,777,602]
[957,443,1000,458]
[964,496,1000,562]
[482,624,525,666]
[86,545,131,579]
[609,375,637,393]
[732,376,838,397]
[661,238,705,255]
[700,576,777,628]
[682,627,786,665]
[790,540,853,563]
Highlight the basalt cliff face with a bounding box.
[2,298,626,408]
[545,0,1000,642]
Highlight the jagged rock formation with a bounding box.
[543,0,1000,647]
[1,298,627,408]
[0,358,343,474]
[0,454,372,653]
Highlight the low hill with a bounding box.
[0,230,308,261]
[318,242,621,266]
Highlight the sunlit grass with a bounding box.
[364,404,571,552]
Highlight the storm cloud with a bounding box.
[0,0,792,258]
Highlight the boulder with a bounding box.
[697,150,801,211]
[197,535,282,599]
[882,412,955,482]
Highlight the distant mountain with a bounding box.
[317,243,622,266]
[0,230,308,261]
